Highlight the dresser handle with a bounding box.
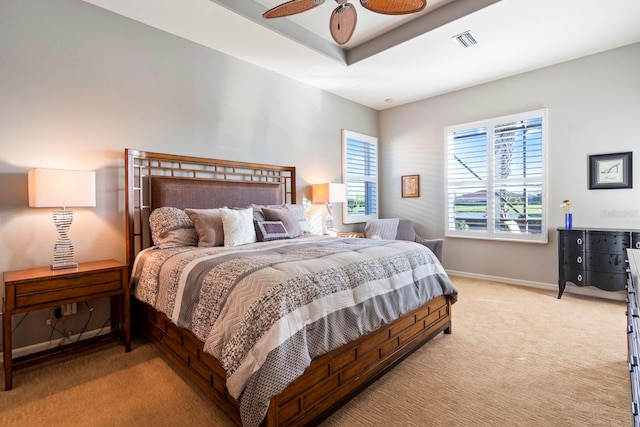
[577,238,583,245]
[576,256,582,264]
[636,242,640,249]
[577,274,583,281]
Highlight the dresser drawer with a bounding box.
[587,252,628,274]
[562,250,586,271]
[587,271,627,292]
[563,269,586,286]
[562,230,586,251]
[14,270,124,308]
[588,231,630,253]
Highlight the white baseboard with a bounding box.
[0,327,112,360]
[445,269,626,302]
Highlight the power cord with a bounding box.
[76,301,94,342]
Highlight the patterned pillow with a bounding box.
[219,207,257,247]
[261,206,303,238]
[284,204,311,234]
[184,208,224,247]
[149,207,198,248]
[254,220,291,242]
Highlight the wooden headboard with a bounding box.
[124,149,296,266]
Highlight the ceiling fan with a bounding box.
[263,0,427,45]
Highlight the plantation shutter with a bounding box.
[445,109,547,243]
[343,130,378,223]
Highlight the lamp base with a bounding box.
[51,209,78,271]
[51,261,79,271]
[324,202,337,235]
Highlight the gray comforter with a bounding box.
[130,235,457,427]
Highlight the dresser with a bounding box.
[626,249,640,427]
[557,228,640,299]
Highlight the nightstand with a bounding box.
[3,259,130,390]
[337,231,365,238]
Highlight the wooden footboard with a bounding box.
[133,294,452,427]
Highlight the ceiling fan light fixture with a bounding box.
[360,0,426,15]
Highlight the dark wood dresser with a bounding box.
[558,228,640,299]
[626,248,640,427]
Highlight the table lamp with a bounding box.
[28,168,96,270]
[312,183,346,234]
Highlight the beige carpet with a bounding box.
[0,277,629,426]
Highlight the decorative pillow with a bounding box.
[249,204,282,222]
[149,207,198,248]
[184,208,224,247]
[261,206,303,238]
[219,207,257,247]
[251,207,267,222]
[254,220,291,242]
[364,218,400,240]
[284,204,311,234]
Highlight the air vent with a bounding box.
[452,31,478,48]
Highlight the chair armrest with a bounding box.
[415,235,444,264]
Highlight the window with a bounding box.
[445,109,547,243]
[342,130,378,224]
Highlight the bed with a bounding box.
[125,148,457,427]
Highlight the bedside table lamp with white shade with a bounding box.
[28,168,96,270]
[312,183,345,235]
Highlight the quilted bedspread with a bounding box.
[130,235,457,427]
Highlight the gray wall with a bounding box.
[379,42,640,288]
[0,0,377,349]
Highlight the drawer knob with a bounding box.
[577,238,583,245]
[636,242,640,249]
[577,274,583,282]
[576,256,582,264]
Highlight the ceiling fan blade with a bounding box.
[263,0,325,19]
[360,0,426,15]
[330,3,357,45]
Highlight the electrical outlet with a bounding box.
[61,303,77,316]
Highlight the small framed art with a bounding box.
[588,152,633,189]
[402,174,420,198]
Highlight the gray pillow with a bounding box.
[184,208,224,247]
[261,206,303,238]
[284,204,311,234]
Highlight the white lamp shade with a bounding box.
[28,169,96,208]
[312,183,346,204]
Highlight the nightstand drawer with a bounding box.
[14,270,124,308]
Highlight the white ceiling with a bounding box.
[82,0,640,111]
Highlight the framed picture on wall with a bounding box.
[588,152,633,189]
[402,174,420,198]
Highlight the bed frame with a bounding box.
[125,148,453,426]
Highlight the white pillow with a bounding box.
[219,207,257,247]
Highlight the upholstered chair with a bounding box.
[364,218,444,263]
